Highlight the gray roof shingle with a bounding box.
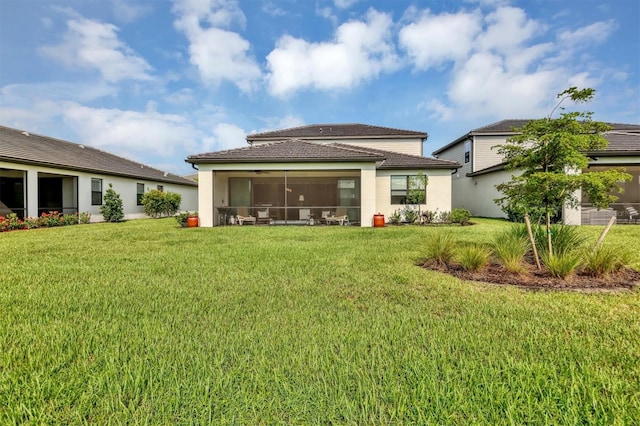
[186,139,460,170]
[433,119,640,155]
[247,123,427,141]
[0,125,196,186]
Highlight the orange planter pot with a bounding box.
[373,214,385,227]
[187,216,199,228]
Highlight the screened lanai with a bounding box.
[216,170,361,225]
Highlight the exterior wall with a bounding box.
[0,160,197,221]
[436,140,470,183]
[252,137,423,156]
[451,169,516,218]
[374,169,452,220]
[473,135,507,172]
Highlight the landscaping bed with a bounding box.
[420,259,640,292]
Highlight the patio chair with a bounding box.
[256,208,273,225]
[325,208,350,226]
[626,206,639,224]
[236,207,256,225]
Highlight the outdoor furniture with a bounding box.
[325,209,350,226]
[256,209,273,225]
[626,206,639,224]
[236,207,256,225]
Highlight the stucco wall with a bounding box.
[0,161,197,221]
[374,169,452,220]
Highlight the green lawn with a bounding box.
[1,219,639,424]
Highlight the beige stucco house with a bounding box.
[432,120,640,224]
[186,124,460,227]
[0,125,198,221]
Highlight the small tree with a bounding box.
[141,189,182,218]
[495,87,631,255]
[406,172,428,217]
[100,184,124,222]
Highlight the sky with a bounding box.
[1,0,639,175]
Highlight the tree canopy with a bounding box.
[495,87,631,253]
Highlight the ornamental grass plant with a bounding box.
[456,244,491,271]
[582,244,631,277]
[422,232,456,265]
[491,226,529,273]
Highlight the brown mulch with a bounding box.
[419,260,640,292]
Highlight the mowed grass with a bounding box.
[1,218,639,424]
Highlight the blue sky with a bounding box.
[1,0,639,175]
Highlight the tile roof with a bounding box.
[332,144,460,169]
[598,131,640,154]
[187,139,385,163]
[186,139,460,170]
[247,123,427,141]
[0,125,196,186]
[433,119,640,155]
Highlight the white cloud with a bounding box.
[399,10,482,70]
[262,1,287,17]
[334,0,360,9]
[421,99,454,122]
[173,0,261,92]
[111,0,150,23]
[266,9,399,97]
[476,6,543,53]
[39,17,153,82]
[447,52,558,118]
[558,20,617,46]
[61,103,200,158]
[202,123,247,151]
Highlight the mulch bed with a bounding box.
[419,260,640,292]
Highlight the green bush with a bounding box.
[582,245,630,277]
[421,210,437,224]
[141,190,182,218]
[388,210,401,225]
[100,184,124,222]
[423,233,456,266]
[542,252,582,279]
[456,245,491,271]
[492,226,529,273]
[437,210,451,224]
[175,211,189,227]
[451,208,471,225]
[402,207,419,224]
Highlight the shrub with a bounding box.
[582,245,630,277]
[542,252,581,279]
[423,233,456,266]
[402,207,419,224]
[62,213,79,226]
[141,190,182,218]
[437,210,451,224]
[79,212,92,224]
[39,211,64,227]
[176,211,189,227]
[100,184,124,222]
[492,227,529,273]
[388,210,401,225]
[421,210,437,224]
[456,245,491,271]
[451,208,471,225]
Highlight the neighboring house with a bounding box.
[432,119,640,224]
[0,125,197,221]
[186,124,460,227]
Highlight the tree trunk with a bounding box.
[546,211,553,257]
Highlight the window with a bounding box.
[91,178,102,205]
[464,140,471,164]
[137,183,145,205]
[391,175,426,205]
[157,185,164,192]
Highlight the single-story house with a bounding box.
[432,119,640,224]
[0,125,198,221]
[186,124,460,227]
